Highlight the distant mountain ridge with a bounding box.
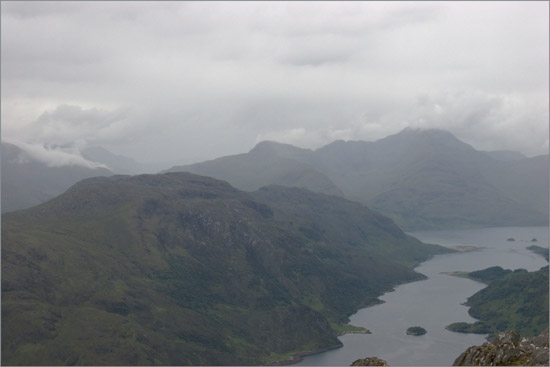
[82,146,166,174]
[484,150,527,161]
[164,145,343,197]
[1,142,113,213]
[1,142,170,213]
[1,172,448,365]
[166,128,549,230]
[81,146,145,174]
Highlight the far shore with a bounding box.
[451,245,485,252]
[265,343,342,366]
[336,327,372,337]
[266,327,372,366]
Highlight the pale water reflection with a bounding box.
[296,227,549,366]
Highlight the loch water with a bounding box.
[297,227,549,366]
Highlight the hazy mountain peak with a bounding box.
[249,140,312,159]
[82,146,143,174]
[314,139,371,156]
[1,141,113,213]
[380,127,475,153]
[1,141,107,169]
[397,126,459,139]
[1,142,30,164]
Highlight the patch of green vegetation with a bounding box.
[444,271,470,279]
[446,321,494,334]
[468,266,515,283]
[446,266,548,337]
[330,322,368,335]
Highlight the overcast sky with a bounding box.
[1,1,548,167]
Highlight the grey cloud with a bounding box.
[2,1,82,19]
[3,105,131,151]
[5,140,108,169]
[1,2,547,166]
[280,35,358,66]
[410,91,549,156]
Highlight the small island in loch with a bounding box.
[406,326,427,336]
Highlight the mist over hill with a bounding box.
[167,128,549,230]
[1,142,173,213]
[1,142,113,213]
[1,172,449,365]
[5,128,547,229]
[82,146,170,175]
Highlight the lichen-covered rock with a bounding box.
[453,329,549,366]
[351,357,388,366]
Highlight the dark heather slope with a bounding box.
[1,142,113,213]
[1,172,449,366]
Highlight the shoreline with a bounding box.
[441,271,490,285]
[452,245,485,252]
[336,328,372,337]
[265,343,343,366]
[268,252,444,366]
[267,328,372,366]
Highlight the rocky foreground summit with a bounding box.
[351,329,548,366]
[453,329,549,366]
[351,357,388,366]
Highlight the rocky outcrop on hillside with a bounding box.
[351,356,388,366]
[453,329,549,366]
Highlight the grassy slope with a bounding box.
[2,172,448,365]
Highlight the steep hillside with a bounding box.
[1,142,113,213]
[1,172,448,365]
